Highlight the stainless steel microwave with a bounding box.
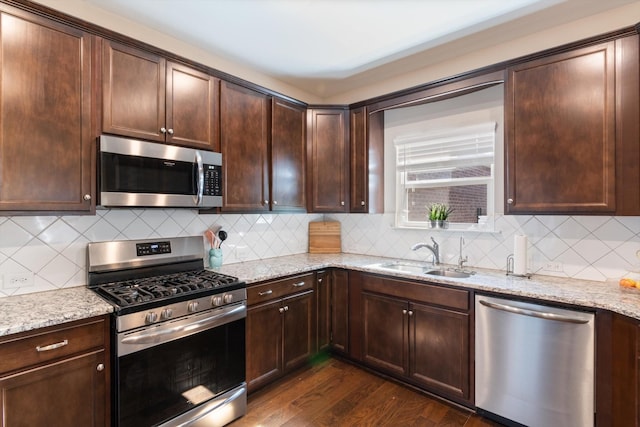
[98,135,222,208]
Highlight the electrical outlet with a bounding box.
[3,272,34,289]
[543,262,563,273]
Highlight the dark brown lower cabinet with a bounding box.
[596,311,640,426]
[246,273,316,392]
[0,316,110,426]
[355,272,472,406]
[316,270,331,352]
[330,269,349,355]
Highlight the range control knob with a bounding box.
[161,308,173,320]
[187,301,199,313]
[223,294,234,304]
[211,296,223,307]
[145,312,158,324]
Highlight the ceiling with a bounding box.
[84,0,639,100]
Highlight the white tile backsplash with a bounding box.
[0,210,639,297]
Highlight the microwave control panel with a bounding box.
[204,164,222,196]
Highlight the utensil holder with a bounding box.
[209,248,223,268]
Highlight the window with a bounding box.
[394,122,496,230]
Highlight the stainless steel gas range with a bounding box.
[87,236,246,427]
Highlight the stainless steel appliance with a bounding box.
[99,135,223,208]
[475,294,594,427]
[87,236,246,427]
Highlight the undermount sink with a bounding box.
[424,269,473,278]
[366,261,473,278]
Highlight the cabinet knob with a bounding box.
[83,194,91,201]
[279,307,285,313]
[507,198,514,204]
[160,127,167,134]
[402,309,407,315]
[264,200,269,205]
[273,200,278,205]
[167,128,174,135]
[408,310,414,316]
[318,278,323,283]
[360,201,365,206]
[341,201,345,206]
[96,363,104,372]
[284,305,289,311]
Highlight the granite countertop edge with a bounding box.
[2,252,638,337]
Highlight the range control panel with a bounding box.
[136,241,171,257]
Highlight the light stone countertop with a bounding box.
[2,252,640,337]
[0,287,113,337]
[214,253,640,321]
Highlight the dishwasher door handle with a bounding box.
[478,299,590,324]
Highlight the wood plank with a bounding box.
[230,358,501,426]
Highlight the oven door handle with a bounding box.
[120,304,245,349]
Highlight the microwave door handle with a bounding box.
[194,150,204,205]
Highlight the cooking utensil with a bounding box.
[204,229,215,248]
[218,230,227,247]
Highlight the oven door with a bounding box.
[115,303,246,427]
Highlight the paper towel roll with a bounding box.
[513,235,528,275]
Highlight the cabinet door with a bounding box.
[316,271,331,352]
[102,40,166,142]
[0,11,93,212]
[271,98,306,211]
[307,108,349,212]
[362,292,407,377]
[331,269,349,355]
[166,61,219,150]
[283,291,314,372]
[220,82,269,211]
[410,302,470,401]
[350,107,367,212]
[0,350,106,427]
[246,300,283,392]
[505,42,616,214]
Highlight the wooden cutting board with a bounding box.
[308,221,341,253]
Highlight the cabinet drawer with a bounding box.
[248,273,314,305]
[0,317,107,375]
[362,274,469,311]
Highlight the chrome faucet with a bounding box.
[458,236,468,270]
[411,237,439,265]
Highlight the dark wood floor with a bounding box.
[230,358,502,427]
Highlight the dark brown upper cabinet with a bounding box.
[505,35,640,215]
[220,81,270,212]
[307,108,349,212]
[0,8,94,213]
[350,107,384,213]
[349,107,368,212]
[271,98,306,212]
[102,40,219,150]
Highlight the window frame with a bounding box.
[394,122,496,231]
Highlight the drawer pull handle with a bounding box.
[36,339,68,352]
[258,290,273,296]
[293,282,306,287]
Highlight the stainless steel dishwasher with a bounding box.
[475,295,594,427]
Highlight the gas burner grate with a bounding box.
[94,269,241,308]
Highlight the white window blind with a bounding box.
[394,122,496,228]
